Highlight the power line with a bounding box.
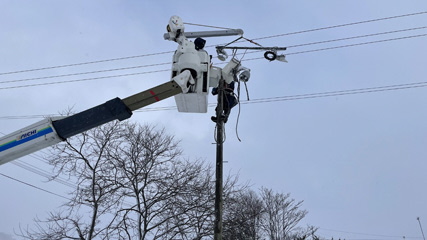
[241,33,427,61]
[0,62,170,85]
[0,172,70,200]
[12,160,77,188]
[2,82,427,206]
[4,78,427,119]
[251,11,427,41]
[0,32,425,91]
[241,26,427,56]
[0,114,50,120]
[0,136,142,208]
[286,33,427,56]
[2,78,427,120]
[319,227,421,239]
[2,26,425,86]
[137,80,427,110]
[0,51,173,76]
[0,11,424,78]
[240,81,427,105]
[0,69,169,90]
[0,131,77,189]
[322,238,419,240]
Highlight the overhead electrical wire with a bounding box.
[0,13,424,90]
[1,25,425,86]
[0,69,169,90]
[287,33,427,56]
[0,172,71,200]
[319,227,421,240]
[240,81,427,105]
[12,160,77,188]
[0,11,426,117]
[251,11,427,41]
[241,33,427,61]
[0,131,152,207]
[0,62,170,84]
[2,78,427,120]
[10,156,135,207]
[137,80,427,111]
[239,26,427,56]
[0,114,51,120]
[0,51,173,76]
[285,26,427,48]
[0,131,77,188]
[337,239,413,240]
[0,11,425,78]
[0,32,425,90]
[3,31,427,199]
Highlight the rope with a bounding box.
[183,22,233,30]
[244,81,250,101]
[235,83,242,142]
[213,119,226,144]
[242,37,263,47]
[223,37,244,48]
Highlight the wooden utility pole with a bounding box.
[214,79,225,240]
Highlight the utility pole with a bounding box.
[214,78,225,240]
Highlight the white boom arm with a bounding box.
[0,118,63,164]
[0,71,193,165]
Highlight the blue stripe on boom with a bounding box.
[0,127,54,153]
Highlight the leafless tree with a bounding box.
[158,164,216,240]
[103,122,247,240]
[147,170,243,240]
[259,187,308,240]
[17,119,315,240]
[105,123,181,239]
[222,187,311,240]
[20,121,125,240]
[19,121,221,240]
[223,189,264,240]
[288,225,320,240]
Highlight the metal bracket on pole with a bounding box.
[164,29,244,40]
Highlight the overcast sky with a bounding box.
[1,1,427,240]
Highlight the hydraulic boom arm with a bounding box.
[0,71,191,165]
